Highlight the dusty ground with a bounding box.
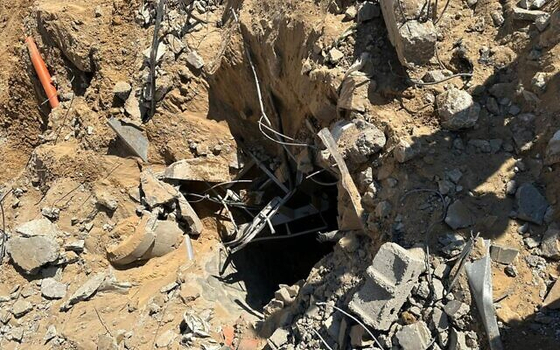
[1,0,560,349]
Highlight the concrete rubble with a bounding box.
[349,243,425,330]
[107,118,149,161]
[164,158,231,183]
[515,183,548,225]
[6,235,60,274]
[436,88,480,130]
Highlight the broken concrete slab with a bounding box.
[338,75,371,112]
[515,183,548,225]
[15,218,60,237]
[177,192,203,235]
[349,243,425,330]
[445,200,474,230]
[443,300,470,323]
[155,329,177,348]
[107,118,148,161]
[545,129,560,165]
[541,226,560,260]
[185,50,204,70]
[436,88,480,130]
[394,321,432,350]
[6,236,60,274]
[512,7,548,21]
[164,158,231,183]
[141,169,178,208]
[61,272,106,311]
[41,278,67,299]
[142,220,183,258]
[267,328,289,349]
[11,300,33,318]
[107,215,157,266]
[394,138,421,163]
[490,244,519,264]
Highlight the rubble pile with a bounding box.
[0,0,560,349]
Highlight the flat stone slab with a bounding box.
[15,218,60,237]
[490,244,519,264]
[445,200,474,230]
[515,183,548,225]
[107,118,148,161]
[164,158,231,183]
[7,236,60,274]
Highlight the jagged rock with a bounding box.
[44,325,57,342]
[61,272,106,310]
[6,236,60,274]
[143,42,167,63]
[394,321,432,350]
[107,118,148,161]
[41,278,67,299]
[140,169,178,208]
[543,278,560,309]
[65,240,85,253]
[349,243,425,330]
[15,218,60,237]
[113,81,132,100]
[545,129,560,165]
[443,301,469,323]
[541,227,560,260]
[335,119,386,165]
[439,233,466,257]
[519,0,548,9]
[98,334,118,350]
[436,88,480,130]
[41,207,60,220]
[445,200,473,230]
[177,193,203,235]
[515,183,548,225]
[11,300,33,317]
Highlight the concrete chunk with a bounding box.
[107,118,148,161]
[490,244,519,264]
[543,278,560,309]
[515,183,548,225]
[15,218,60,237]
[142,220,183,258]
[107,215,157,266]
[164,158,231,183]
[349,242,425,330]
[380,0,436,66]
[11,300,33,318]
[436,88,480,130]
[394,321,432,350]
[61,272,106,310]
[545,129,560,165]
[268,328,289,349]
[41,278,67,299]
[7,236,60,274]
[141,169,178,208]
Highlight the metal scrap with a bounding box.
[465,240,503,350]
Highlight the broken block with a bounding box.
[380,0,436,66]
[489,244,519,264]
[394,321,432,350]
[349,243,425,330]
[164,158,231,183]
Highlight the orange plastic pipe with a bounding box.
[25,37,59,108]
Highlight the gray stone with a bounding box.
[486,97,500,114]
[44,325,57,342]
[448,328,470,350]
[124,93,142,121]
[61,272,106,310]
[107,118,148,161]
[185,51,204,70]
[357,1,380,22]
[545,129,560,165]
[268,328,289,349]
[436,88,480,130]
[491,11,505,26]
[515,183,548,225]
[142,42,166,63]
[512,7,548,21]
[344,6,357,20]
[6,236,60,274]
[541,227,560,260]
[113,81,132,100]
[505,265,518,277]
[490,245,519,264]
[443,301,470,322]
[439,233,466,257]
[506,180,517,195]
[434,263,450,279]
[519,0,548,9]
[535,13,551,31]
[394,321,432,350]
[349,243,425,330]
[41,207,60,220]
[338,75,372,112]
[431,307,449,332]
[165,34,184,55]
[9,327,24,342]
[445,200,474,230]
[15,218,59,237]
[11,300,33,317]
[41,278,67,299]
[446,169,463,184]
[346,119,386,164]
